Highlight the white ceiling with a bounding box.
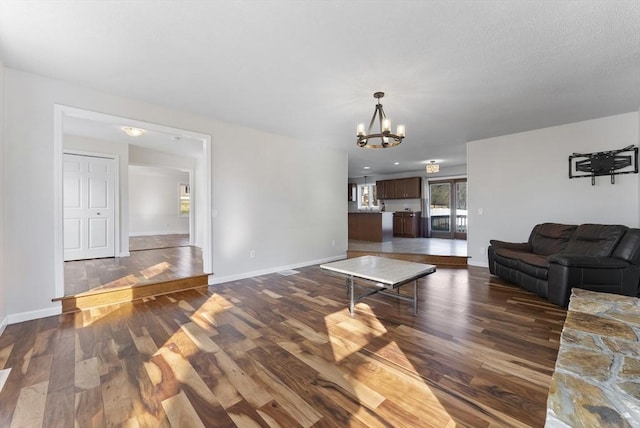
[64,115,205,160]
[1,1,639,176]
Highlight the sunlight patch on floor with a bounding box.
[141,261,172,279]
[324,306,455,427]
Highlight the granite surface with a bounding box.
[546,288,640,427]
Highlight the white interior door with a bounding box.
[64,153,116,261]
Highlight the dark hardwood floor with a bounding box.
[130,234,191,252]
[2,265,567,427]
[64,245,204,297]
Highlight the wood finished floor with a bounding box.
[130,234,191,252]
[64,245,204,297]
[1,265,567,427]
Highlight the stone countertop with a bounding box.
[546,288,640,427]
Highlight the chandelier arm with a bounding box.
[367,108,378,134]
[378,105,385,134]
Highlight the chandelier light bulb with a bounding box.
[357,123,366,137]
[382,118,391,133]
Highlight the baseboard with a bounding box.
[119,251,131,257]
[468,260,489,268]
[7,306,61,325]
[129,231,189,237]
[0,316,7,336]
[208,254,347,285]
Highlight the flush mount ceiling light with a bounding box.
[356,92,405,148]
[122,126,145,137]
[426,160,440,173]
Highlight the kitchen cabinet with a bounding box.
[393,211,421,237]
[394,177,421,199]
[375,180,391,199]
[348,182,356,201]
[376,177,421,200]
[348,212,393,242]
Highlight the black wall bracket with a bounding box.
[569,145,638,185]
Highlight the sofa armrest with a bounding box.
[548,254,629,269]
[547,256,639,307]
[489,240,532,252]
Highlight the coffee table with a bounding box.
[320,255,436,316]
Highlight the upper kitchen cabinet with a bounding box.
[377,177,421,200]
[394,177,421,199]
[376,180,391,199]
[348,182,356,201]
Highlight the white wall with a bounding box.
[63,134,130,255]
[3,68,347,321]
[210,131,347,282]
[129,145,199,243]
[129,165,189,236]
[0,61,6,332]
[467,112,640,267]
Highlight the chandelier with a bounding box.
[426,160,440,173]
[356,92,405,148]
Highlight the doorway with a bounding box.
[53,105,212,299]
[428,178,467,240]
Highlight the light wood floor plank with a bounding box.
[10,380,48,428]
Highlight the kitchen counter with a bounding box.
[348,212,393,242]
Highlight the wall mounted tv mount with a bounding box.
[569,145,638,185]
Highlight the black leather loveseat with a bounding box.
[488,223,640,307]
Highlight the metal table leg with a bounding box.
[349,275,355,316]
[413,279,417,315]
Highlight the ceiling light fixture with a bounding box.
[426,160,440,174]
[122,126,145,137]
[356,92,405,148]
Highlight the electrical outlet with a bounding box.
[331,240,336,247]
[250,249,256,259]
[480,247,485,254]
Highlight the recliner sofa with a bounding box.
[488,223,640,307]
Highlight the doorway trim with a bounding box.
[53,105,213,299]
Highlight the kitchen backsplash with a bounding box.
[382,200,421,212]
[349,199,422,212]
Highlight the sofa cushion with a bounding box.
[518,253,550,280]
[529,223,577,256]
[494,248,527,269]
[563,224,628,257]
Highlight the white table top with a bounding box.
[320,256,436,285]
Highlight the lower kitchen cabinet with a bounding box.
[393,211,421,238]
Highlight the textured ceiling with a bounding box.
[1,1,639,176]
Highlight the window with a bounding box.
[180,183,190,216]
[358,183,378,209]
[429,178,467,239]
